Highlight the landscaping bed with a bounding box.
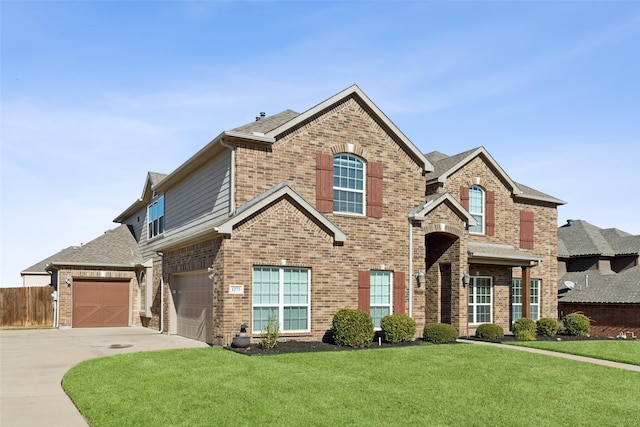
[225,338,424,355]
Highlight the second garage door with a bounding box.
[170,272,212,344]
[73,280,130,327]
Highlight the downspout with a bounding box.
[409,222,414,319]
[219,138,236,216]
[156,251,164,334]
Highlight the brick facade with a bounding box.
[126,88,562,344]
[558,303,640,337]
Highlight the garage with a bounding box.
[170,272,212,343]
[73,280,130,327]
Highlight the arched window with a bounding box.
[469,186,485,233]
[333,154,365,215]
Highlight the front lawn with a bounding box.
[507,340,640,365]
[63,344,640,427]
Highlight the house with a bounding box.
[558,219,640,337]
[49,85,565,344]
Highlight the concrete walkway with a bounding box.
[0,327,209,427]
[457,338,640,372]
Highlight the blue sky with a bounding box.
[1,1,639,287]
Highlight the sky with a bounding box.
[1,1,639,287]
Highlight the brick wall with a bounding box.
[559,302,640,337]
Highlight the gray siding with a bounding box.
[164,150,231,230]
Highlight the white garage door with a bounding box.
[170,272,212,344]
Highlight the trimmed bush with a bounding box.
[475,323,504,341]
[423,323,458,344]
[537,318,559,337]
[513,318,537,341]
[380,314,416,343]
[332,308,374,348]
[562,312,590,336]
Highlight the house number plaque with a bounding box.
[228,285,244,295]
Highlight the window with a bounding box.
[468,276,492,324]
[511,278,540,323]
[252,267,310,333]
[148,195,164,239]
[333,154,365,215]
[468,186,484,233]
[370,271,393,328]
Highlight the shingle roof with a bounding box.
[148,171,167,186]
[44,225,142,269]
[558,220,640,257]
[558,268,640,303]
[231,110,300,135]
[424,148,564,205]
[21,246,81,275]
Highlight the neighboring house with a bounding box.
[44,85,565,344]
[558,219,640,337]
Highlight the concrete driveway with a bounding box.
[0,327,209,427]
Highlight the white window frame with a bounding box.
[252,267,311,333]
[370,270,393,329]
[468,186,485,234]
[147,194,165,240]
[137,266,153,317]
[333,154,366,216]
[511,278,541,323]
[468,276,492,324]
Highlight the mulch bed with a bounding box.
[225,338,424,356]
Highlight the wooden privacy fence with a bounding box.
[0,287,54,327]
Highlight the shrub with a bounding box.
[513,318,537,341]
[475,323,504,341]
[537,318,559,337]
[422,323,458,344]
[332,308,374,348]
[380,314,416,343]
[562,312,590,336]
[260,312,279,349]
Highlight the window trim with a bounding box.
[468,186,485,234]
[252,266,311,334]
[370,270,393,330]
[468,276,493,324]
[147,194,165,240]
[333,154,366,216]
[511,278,541,323]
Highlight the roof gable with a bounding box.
[409,192,478,227]
[215,182,346,243]
[264,85,434,172]
[425,147,565,205]
[114,171,167,223]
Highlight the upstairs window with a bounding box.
[148,195,164,239]
[333,154,365,215]
[468,186,485,234]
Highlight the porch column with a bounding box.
[522,266,531,319]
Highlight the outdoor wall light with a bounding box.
[65,277,71,286]
[463,272,471,287]
[415,270,425,287]
[240,323,247,333]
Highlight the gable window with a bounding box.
[148,195,164,239]
[252,267,310,333]
[468,186,485,234]
[369,270,393,329]
[333,154,365,215]
[511,278,540,322]
[468,276,492,324]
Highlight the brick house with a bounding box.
[558,219,640,337]
[47,85,565,344]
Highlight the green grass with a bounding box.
[507,340,640,365]
[63,345,640,427]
